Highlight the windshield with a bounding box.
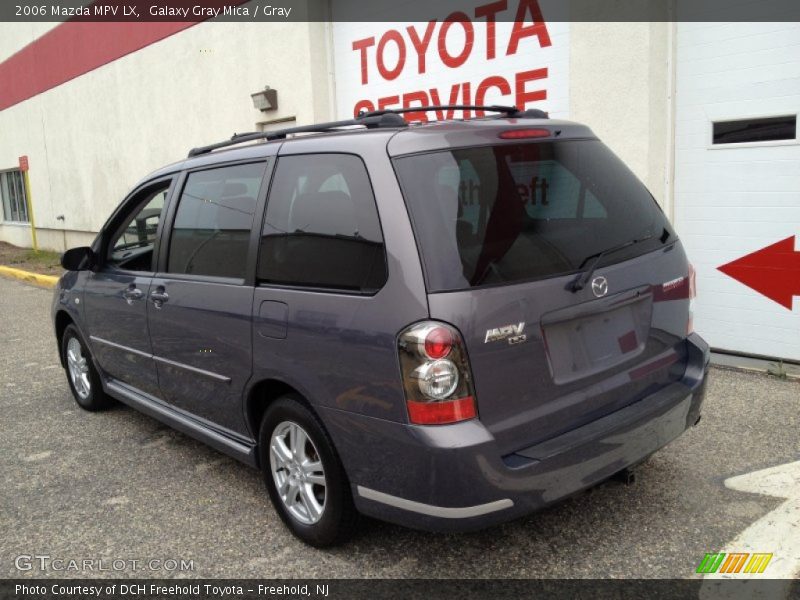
[393,140,674,292]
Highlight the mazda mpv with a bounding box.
[54,105,709,546]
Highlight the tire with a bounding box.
[259,395,358,547]
[61,324,114,411]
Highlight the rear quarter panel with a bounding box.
[247,132,430,429]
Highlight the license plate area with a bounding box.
[542,288,652,384]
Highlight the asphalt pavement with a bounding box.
[1,276,798,579]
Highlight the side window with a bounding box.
[108,183,169,272]
[167,162,265,279]
[258,154,387,293]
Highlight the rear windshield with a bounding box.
[393,140,674,292]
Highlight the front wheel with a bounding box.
[61,324,114,411]
[259,396,357,547]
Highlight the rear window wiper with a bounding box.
[567,231,657,292]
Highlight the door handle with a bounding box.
[122,285,143,304]
[150,287,169,308]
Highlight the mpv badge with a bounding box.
[591,276,609,298]
[485,322,525,344]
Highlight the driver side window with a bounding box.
[108,183,169,272]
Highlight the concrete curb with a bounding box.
[0,265,59,288]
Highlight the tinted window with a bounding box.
[713,116,796,144]
[108,184,169,272]
[257,154,387,293]
[167,162,265,279]
[394,140,673,292]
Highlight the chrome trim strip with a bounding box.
[356,486,514,519]
[152,355,231,383]
[89,335,151,359]
[89,335,231,384]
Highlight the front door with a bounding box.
[147,161,268,436]
[84,180,172,398]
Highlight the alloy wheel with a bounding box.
[66,337,91,400]
[269,420,327,525]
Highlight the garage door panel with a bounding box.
[676,190,800,206]
[680,206,800,223]
[675,159,800,188]
[676,76,800,106]
[673,8,800,360]
[681,61,800,92]
[675,171,799,195]
[678,30,800,65]
[679,233,794,252]
[678,221,797,239]
[675,29,799,361]
[698,302,800,330]
[676,22,797,48]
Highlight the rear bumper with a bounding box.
[321,333,710,532]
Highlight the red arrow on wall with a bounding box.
[717,236,800,310]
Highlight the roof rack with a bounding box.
[359,105,549,119]
[187,112,407,157]
[187,105,549,158]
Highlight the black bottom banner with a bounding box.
[1,579,798,600]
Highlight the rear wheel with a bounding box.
[259,396,357,547]
[61,324,114,411]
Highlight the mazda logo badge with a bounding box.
[591,276,609,298]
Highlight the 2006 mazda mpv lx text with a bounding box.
[53,105,709,546]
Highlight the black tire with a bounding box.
[61,324,114,411]
[259,395,358,547]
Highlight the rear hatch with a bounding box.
[393,131,693,454]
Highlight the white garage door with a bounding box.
[331,1,569,120]
[674,21,800,361]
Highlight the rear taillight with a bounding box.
[398,322,477,425]
[688,263,697,334]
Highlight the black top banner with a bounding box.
[2,0,800,22]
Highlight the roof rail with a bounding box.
[187,112,407,158]
[359,105,549,119]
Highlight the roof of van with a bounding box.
[137,116,596,187]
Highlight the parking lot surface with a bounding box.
[1,276,798,579]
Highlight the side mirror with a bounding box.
[60,246,95,271]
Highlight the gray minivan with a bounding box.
[53,106,709,546]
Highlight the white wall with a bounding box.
[0,17,331,250]
[1,13,673,252]
[569,21,671,209]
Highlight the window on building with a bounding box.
[0,170,29,223]
[258,154,387,293]
[712,116,797,145]
[167,162,265,280]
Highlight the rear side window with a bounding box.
[167,162,265,279]
[394,140,674,292]
[257,154,387,293]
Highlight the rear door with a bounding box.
[394,138,693,454]
[84,179,172,398]
[148,160,270,436]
